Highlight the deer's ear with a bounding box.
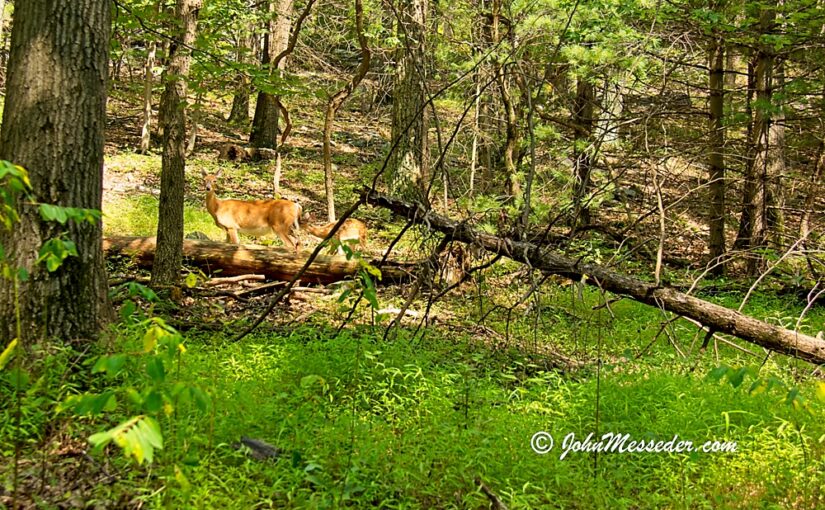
[200,169,207,177]
[215,169,223,178]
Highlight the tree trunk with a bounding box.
[361,189,825,365]
[735,7,775,275]
[767,60,785,246]
[387,0,430,199]
[499,71,520,199]
[187,90,203,155]
[0,0,112,344]
[468,73,482,196]
[572,77,595,228]
[0,0,7,54]
[0,0,6,86]
[227,26,253,125]
[151,0,201,286]
[707,36,726,274]
[249,0,293,149]
[323,0,371,222]
[139,35,157,153]
[105,236,414,284]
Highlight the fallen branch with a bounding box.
[361,188,825,366]
[204,274,266,286]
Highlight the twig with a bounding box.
[204,274,266,286]
[235,281,287,298]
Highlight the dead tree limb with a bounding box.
[361,188,825,366]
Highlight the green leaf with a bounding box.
[189,386,211,411]
[143,390,164,413]
[143,323,168,352]
[300,374,325,389]
[185,272,198,288]
[89,415,163,465]
[707,365,729,382]
[146,357,166,383]
[728,367,746,388]
[174,465,192,492]
[0,339,17,370]
[39,203,68,224]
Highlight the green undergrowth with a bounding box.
[5,305,822,509]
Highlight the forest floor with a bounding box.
[1,76,825,509]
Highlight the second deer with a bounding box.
[301,213,368,255]
[202,170,302,251]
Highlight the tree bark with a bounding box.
[323,0,371,222]
[767,60,785,246]
[499,71,520,199]
[707,36,726,274]
[387,0,430,199]
[734,7,776,274]
[139,38,157,153]
[572,77,595,228]
[0,0,7,60]
[0,0,112,344]
[105,236,414,284]
[139,2,159,153]
[361,189,825,365]
[151,0,201,286]
[249,0,293,149]
[227,23,254,125]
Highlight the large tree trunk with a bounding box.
[361,189,825,365]
[249,0,293,149]
[323,0,371,222]
[0,0,112,344]
[572,77,595,228]
[151,0,201,286]
[707,36,726,274]
[735,7,776,274]
[105,236,413,284]
[387,0,429,199]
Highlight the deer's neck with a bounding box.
[206,190,221,216]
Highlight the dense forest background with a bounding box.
[1,0,825,507]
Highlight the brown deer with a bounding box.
[202,170,302,251]
[300,213,367,255]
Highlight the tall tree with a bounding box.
[249,0,294,149]
[387,0,430,198]
[322,0,371,222]
[734,5,777,274]
[151,0,201,285]
[0,0,112,343]
[707,34,726,273]
[139,1,160,153]
[227,23,254,125]
[571,76,594,227]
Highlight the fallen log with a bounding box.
[361,188,825,365]
[103,236,415,285]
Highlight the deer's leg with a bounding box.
[276,230,296,251]
[227,228,240,244]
